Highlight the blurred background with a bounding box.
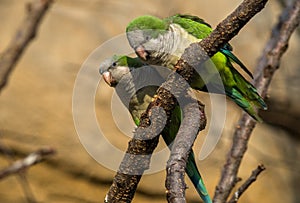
[0,0,299,202]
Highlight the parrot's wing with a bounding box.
[220,47,254,79]
[166,14,212,39]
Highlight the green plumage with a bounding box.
[99,55,212,203]
[165,14,212,39]
[126,14,267,121]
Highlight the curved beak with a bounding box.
[135,45,149,61]
[102,71,113,86]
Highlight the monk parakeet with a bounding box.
[126,14,267,121]
[99,55,212,203]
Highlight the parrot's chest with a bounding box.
[150,24,201,69]
[129,86,157,122]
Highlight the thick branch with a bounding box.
[200,0,268,57]
[0,147,56,180]
[105,105,168,202]
[0,0,52,93]
[106,0,268,202]
[213,1,300,202]
[227,165,265,203]
[166,101,206,203]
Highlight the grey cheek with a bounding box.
[127,31,145,48]
[144,39,160,52]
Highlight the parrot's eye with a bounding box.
[145,36,150,41]
[112,62,117,67]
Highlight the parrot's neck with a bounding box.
[148,23,200,68]
[115,72,137,109]
[115,66,165,120]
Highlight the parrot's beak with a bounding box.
[135,45,149,61]
[102,71,116,86]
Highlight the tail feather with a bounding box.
[247,84,268,110]
[186,151,212,203]
[221,48,254,79]
[225,87,263,122]
[226,67,267,122]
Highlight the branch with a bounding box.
[165,101,206,203]
[106,0,268,202]
[0,147,56,180]
[199,0,269,57]
[227,165,266,203]
[213,1,300,202]
[105,105,168,202]
[0,0,52,93]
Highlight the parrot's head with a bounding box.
[99,55,131,87]
[99,55,144,87]
[126,15,168,61]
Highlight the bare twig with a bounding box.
[0,147,56,180]
[227,165,266,203]
[0,1,52,201]
[213,1,300,202]
[106,0,268,202]
[0,0,52,93]
[0,139,39,202]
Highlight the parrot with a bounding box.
[126,14,267,121]
[99,55,212,203]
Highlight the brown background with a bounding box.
[0,0,299,202]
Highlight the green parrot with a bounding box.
[99,55,212,203]
[126,14,267,121]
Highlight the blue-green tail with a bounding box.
[161,134,212,202]
[226,67,267,122]
[186,151,212,203]
[221,48,267,122]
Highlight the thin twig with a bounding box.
[0,1,52,201]
[213,1,300,202]
[0,147,56,180]
[106,0,268,202]
[227,165,266,203]
[0,0,53,93]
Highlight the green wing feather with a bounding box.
[224,63,267,121]
[165,14,212,39]
[220,48,254,78]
